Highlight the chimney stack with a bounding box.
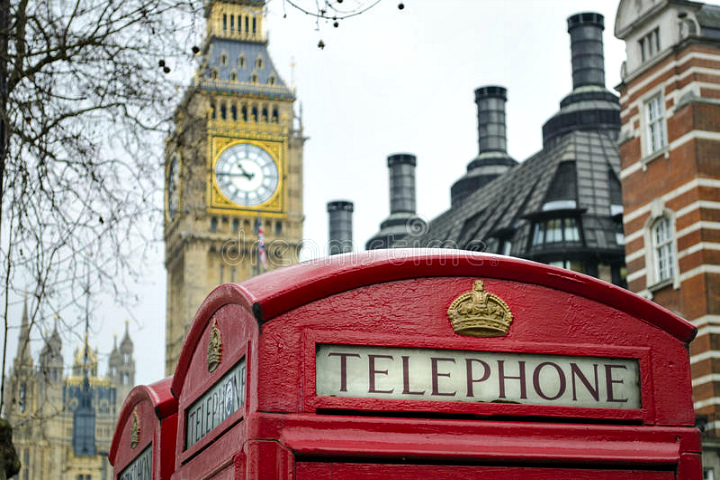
[366,153,425,250]
[450,86,517,207]
[541,12,619,148]
[476,86,508,155]
[327,200,353,255]
[568,12,606,89]
[388,153,417,215]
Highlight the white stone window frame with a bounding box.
[640,88,669,163]
[639,27,661,63]
[644,206,680,291]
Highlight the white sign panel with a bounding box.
[119,445,151,480]
[186,358,246,449]
[316,345,640,409]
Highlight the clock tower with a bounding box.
[164,0,304,374]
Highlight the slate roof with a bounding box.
[413,130,624,261]
[697,3,720,39]
[197,37,294,99]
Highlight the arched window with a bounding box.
[230,14,235,31]
[271,107,278,123]
[251,106,258,121]
[231,105,237,120]
[210,102,216,119]
[241,105,247,121]
[652,216,675,283]
[223,14,227,31]
[261,107,268,122]
[245,16,249,34]
[220,103,227,119]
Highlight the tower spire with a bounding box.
[16,294,32,364]
[73,254,97,457]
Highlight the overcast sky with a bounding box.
[6,0,641,387]
[273,0,628,258]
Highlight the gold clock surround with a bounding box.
[208,135,286,216]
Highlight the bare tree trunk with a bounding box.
[0,0,9,415]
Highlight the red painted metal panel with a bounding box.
[110,377,178,479]
[297,463,675,479]
[252,413,700,467]
[253,275,693,425]
[237,250,695,342]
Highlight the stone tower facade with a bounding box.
[108,321,135,405]
[164,0,305,374]
[4,303,135,480]
[614,0,720,475]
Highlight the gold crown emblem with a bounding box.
[447,280,513,337]
[130,408,140,449]
[207,318,222,373]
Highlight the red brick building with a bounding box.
[615,0,720,475]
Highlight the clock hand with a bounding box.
[237,162,255,180]
[217,172,255,179]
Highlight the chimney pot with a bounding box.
[387,153,417,214]
[567,12,606,89]
[327,200,354,255]
[474,85,508,155]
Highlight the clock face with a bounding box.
[215,143,279,206]
[167,154,180,220]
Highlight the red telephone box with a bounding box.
[169,249,701,479]
[109,377,178,480]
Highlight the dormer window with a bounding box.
[256,56,263,69]
[238,55,246,68]
[250,73,258,83]
[531,217,581,246]
[229,70,237,82]
[220,52,228,66]
[268,74,276,85]
[639,28,660,63]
